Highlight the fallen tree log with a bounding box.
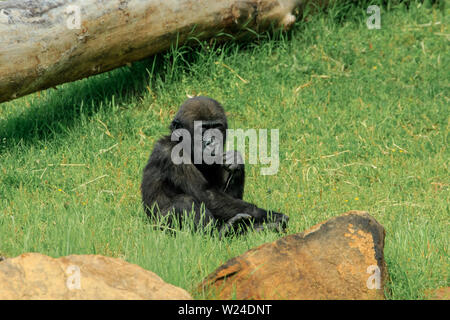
[0,0,306,104]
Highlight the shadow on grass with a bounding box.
[0,59,155,153]
[0,29,295,153]
[0,0,418,152]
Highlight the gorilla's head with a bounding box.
[170,96,228,132]
[170,97,228,166]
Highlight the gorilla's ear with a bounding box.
[170,119,182,131]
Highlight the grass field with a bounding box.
[0,2,448,299]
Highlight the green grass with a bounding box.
[0,2,448,299]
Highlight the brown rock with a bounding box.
[424,287,450,300]
[200,211,388,300]
[0,253,192,300]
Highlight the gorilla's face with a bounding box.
[170,97,228,165]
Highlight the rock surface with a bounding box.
[200,211,388,299]
[0,253,192,300]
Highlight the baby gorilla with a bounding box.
[141,96,288,236]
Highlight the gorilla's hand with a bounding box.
[219,211,289,238]
[219,213,252,238]
[254,211,289,233]
[223,150,244,172]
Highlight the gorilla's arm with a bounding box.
[221,150,244,199]
[169,162,268,222]
[222,168,244,199]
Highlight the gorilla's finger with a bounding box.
[226,213,252,225]
[219,213,252,238]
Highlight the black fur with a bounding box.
[141,96,288,233]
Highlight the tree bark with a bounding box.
[0,0,304,103]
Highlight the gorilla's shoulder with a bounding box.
[149,136,174,163]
